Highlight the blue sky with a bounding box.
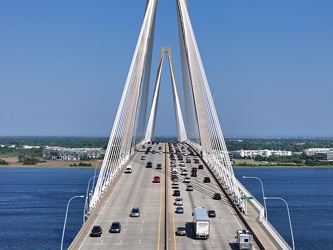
[0,0,332,137]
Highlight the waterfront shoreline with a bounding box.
[0,157,100,168]
[1,157,332,169]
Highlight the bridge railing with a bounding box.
[236,180,265,221]
[187,140,292,250]
[236,180,292,250]
[187,140,244,209]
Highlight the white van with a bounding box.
[124,165,132,173]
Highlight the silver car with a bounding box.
[183,177,191,183]
[186,184,193,191]
[130,207,140,217]
[174,197,183,206]
[176,227,187,236]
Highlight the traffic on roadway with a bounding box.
[72,142,255,250]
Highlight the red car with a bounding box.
[153,176,160,183]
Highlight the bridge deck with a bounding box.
[69,142,286,250]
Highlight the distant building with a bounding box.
[228,153,233,162]
[231,149,292,158]
[22,145,40,149]
[303,148,333,156]
[314,151,333,161]
[292,152,303,157]
[42,146,105,161]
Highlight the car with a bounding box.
[186,184,193,191]
[194,159,199,164]
[109,222,121,233]
[90,225,102,237]
[191,167,197,172]
[174,197,183,205]
[172,180,179,187]
[207,210,216,218]
[213,192,221,200]
[156,163,162,169]
[198,164,204,169]
[180,170,188,175]
[175,206,184,213]
[203,177,211,183]
[175,226,187,236]
[183,177,191,183]
[124,166,132,173]
[153,176,160,183]
[141,156,146,160]
[130,207,140,217]
[173,190,180,196]
[146,161,152,168]
[191,172,197,177]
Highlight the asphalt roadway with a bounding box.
[69,142,259,250]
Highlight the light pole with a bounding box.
[264,196,295,250]
[92,160,101,194]
[242,176,267,220]
[83,175,98,224]
[61,195,84,250]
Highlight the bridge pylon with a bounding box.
[90,0,243,211]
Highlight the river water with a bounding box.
[0,167,332,249]
[234,168,333,250]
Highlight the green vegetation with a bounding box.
[0,136,108,149]
[0,146,43,158]
[254,155,303,165]
[233,155,333,167]
[1,136,332,167]
[18,155,46,165]
[225,138,333,152]
[69,162,92,167]
[0,159,9,165]
[79,155,104,161]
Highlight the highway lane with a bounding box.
[76,142,258,250]
[167,142,252,250]
[78,143,166,249]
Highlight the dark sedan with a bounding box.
[90,225,102,237]
[207,210,216,218]
[213,192,221,200]
[203,177,211,183]
[109,222,121,233]
[173,190,180,196]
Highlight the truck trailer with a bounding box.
[193,207,210,239]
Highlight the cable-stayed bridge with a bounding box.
[69,1,293,249]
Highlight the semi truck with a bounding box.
[193,207,210,239]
